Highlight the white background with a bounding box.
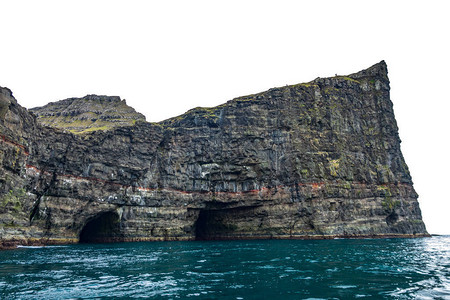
[1,1,448,234]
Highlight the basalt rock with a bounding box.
[30,95,145,134]
[0,61,429,249]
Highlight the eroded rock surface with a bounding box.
[30,95,145,134]
[0,61,429,249]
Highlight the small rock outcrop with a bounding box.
[0,61,429,249]
[30,95,145,134]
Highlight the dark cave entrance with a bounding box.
[194,208,243,241]
[195,210,215,240]
[79,211,122,243]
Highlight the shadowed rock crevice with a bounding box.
[195,209,233,240]
[194,206,258,240]
[79,211,122,243]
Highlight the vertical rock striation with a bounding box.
[0,61,428,249]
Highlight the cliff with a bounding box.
[29,95,145,134]
[0,61,428,249]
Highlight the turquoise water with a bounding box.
[1,236,449,299]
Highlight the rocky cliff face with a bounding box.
[0,61,428,249]
[30,95,145,134]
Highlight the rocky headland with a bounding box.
[0,61,429,249]
[30,95,145,134]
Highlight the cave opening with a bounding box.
[194,208,242,241]
[79,211,122,243]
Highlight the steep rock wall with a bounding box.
[0,61,428,248]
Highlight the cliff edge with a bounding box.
[0,61,428,249]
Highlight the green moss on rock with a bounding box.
[30,95,146,134]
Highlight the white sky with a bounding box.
[1,1,449,234]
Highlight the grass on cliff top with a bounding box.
[36,113,142,134]
[161,103,228,126]
[77,126,110,134]
[335,76,360,83]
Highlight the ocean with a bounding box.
[0,236,449,299]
